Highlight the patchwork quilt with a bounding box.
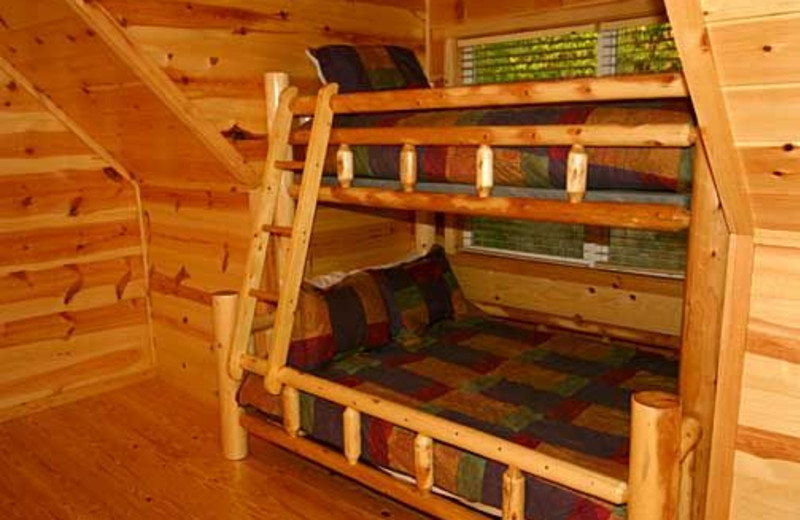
[239,316,678,520]
[315,101,694,192]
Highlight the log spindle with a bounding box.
[502,466,525,520]
[566,144,588,203]
[476,144,494,198]
[400,144,418,193]
[337,144,354,188]
[343,407,361,465]
[414,434,434,493]
[628,391,682,520]
[212,291,249,460]
[282,386,301,437]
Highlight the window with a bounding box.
[459,20,687,277]
[460,21,681,85]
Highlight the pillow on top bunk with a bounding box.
[306,45,429,93]
[288,271,390,370]
[370,245,469,340]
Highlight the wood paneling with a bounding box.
[451,252,685,336]
[0,0,256,189]
[95,0,426,404]
[0,67,151,420]
[101,0,425,140]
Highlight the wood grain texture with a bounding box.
[451,252,684,336]
[0,61,151,418]
[0,378,428,519]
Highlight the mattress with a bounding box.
[239,316,679,520]
[313,101,695,193]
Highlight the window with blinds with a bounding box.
[461,21,681,85]
[460,20,687,277]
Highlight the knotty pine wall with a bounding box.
[98,0,421,404]
[700,2,800,519]
[0,69,151,421]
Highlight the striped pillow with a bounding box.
[288,271,390,370]
[371,246,469,340]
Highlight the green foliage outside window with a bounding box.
[615,23,682,75]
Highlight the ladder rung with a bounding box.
[250,289,280,303]
[275,160,305,171]
[252,313,276,332]
[262,224,293,237]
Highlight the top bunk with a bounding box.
[269,72,697,233]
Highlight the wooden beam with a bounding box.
[664,0,753,234]
[63,0,258,187]
[212,292,248,460]
[291,73,689,115]
[242,414,488,520]
[678,137,729,519]
[291,124,696,148]
[703,234,755,520]
[414,434,434,493]
[278,366,629,504]
[296,186,692,232]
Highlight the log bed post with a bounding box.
[414,434,434,493]
[629,391,682,520]
[566,144,588,203]
[337,144,354,188]
[476,144,494,198]
[213,291,248,460]
[502,466,525,520]
[400,144,418,193]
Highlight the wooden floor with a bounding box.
[0,378,429,520]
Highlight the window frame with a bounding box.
[451,16,687,281]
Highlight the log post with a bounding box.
[679,450,696,520]
[502,466,525,520]
[400,144,418,193]
[629,391,682,520]
[566,144,588,203]
[282,385,301,437]
[343,407,361,465]
[337,144,354,188]
[414,434,434,493]
[476,144,494,198]
[213,291,249,460]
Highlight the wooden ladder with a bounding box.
[228,83,338,394]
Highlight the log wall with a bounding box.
[0,67,152,421]
[98,0,422,404]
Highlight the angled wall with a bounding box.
[0,66,151,421]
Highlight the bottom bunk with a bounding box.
[238,315,679,520]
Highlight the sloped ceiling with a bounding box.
[0,0,257,190]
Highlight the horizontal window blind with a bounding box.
[462,30,598,85]
[467,218,688,276]
[460,20,687,277]
[461,21,681,85]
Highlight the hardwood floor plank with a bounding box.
[0,378,430,520]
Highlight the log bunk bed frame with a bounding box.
[212,71,718,520]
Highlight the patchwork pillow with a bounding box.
[307,45,429,93]
[288,271,390,370]
[371,245,469,339]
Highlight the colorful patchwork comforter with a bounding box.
[239,316,679,520]
[315,101,695,193]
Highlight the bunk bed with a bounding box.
[213,71,706,520]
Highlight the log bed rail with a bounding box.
[214,71,705,520]
[284,72,694,232]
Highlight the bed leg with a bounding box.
[213,291,249,460]
[629,391,681,520]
